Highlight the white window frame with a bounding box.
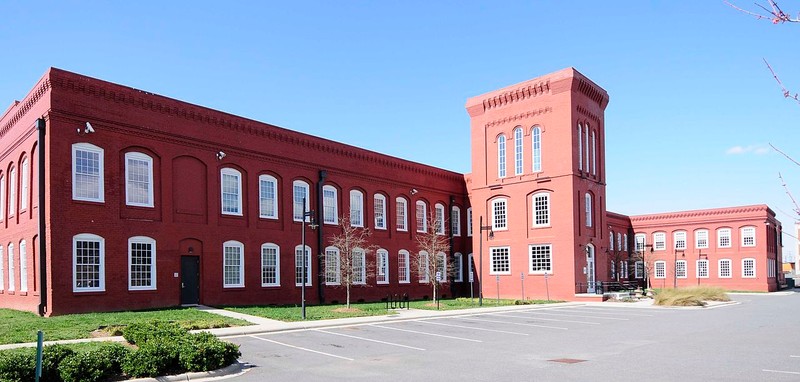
[624,234,628,251]
[451,206,461,237]
[223,240,244,288]
[322,185,338,225]
[72,143,104,203]
[697,259,709,278]
[128,236,157,290]
[325,246,341,285]
[258,175,278,219]
[396,197,408,232]
[585,123,590,171]
[350,190,364,227]
[742,258,756,278]
[654,260,666,279]
[529,244,552,274]
[125,152,154,208]
[8,167,15,217]
[0,175,4,221]
[531,126,542,173]
[0,245,4,291]
[717,228,732,248]
[634,261,644,279]
[532,192,550,227]
[673,231,687,250]
[261,243,280,287]
[741,226,756,247]
[293,180,311,222]
[7,243,14,292]
[220,168,243,216]
[435,252,447,283]
[377,249,389,284]
[635,234,646,252]
[374,194,387,230]
[398,250,410,284]
[513,127,523,176]
[498,134,507,178]
[718,259,732,278]
[620,261,628,279]
[653,232,666,251]
[454,253,463,282]
[435,203,445,235]
[491,198,507,231]
[676,259,687,279]
[591,130,597,176]
[73,233,105,292]
[490,246,511,275]
[20,158,29,212]
[584,193,592,227]
[577,124,583,171]
[466,207,473,237]
[416,200,427,233]
[19,240,27,292]
[295,245,312,286]
[418,251,430,283]
[695,229,709,249]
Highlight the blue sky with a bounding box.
[3,1,799,259]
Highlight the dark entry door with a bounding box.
[181,256,200,305]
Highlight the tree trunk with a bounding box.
[346,285,351,309]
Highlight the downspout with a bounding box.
[316,170,327,304]
[36,118,47,317]
[448,196,455,297]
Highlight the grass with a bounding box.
[224,297,564,321]
[0,307,250,345]
[653,286,730,307]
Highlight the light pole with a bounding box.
[478,216,493,306]
[673,249,685,288]
[300,197,317,320]
[697,251,707,286]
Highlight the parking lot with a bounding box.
[224,292,800,381]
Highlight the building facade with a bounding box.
[0,67,784,315]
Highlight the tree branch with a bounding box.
[725,0,800,23]
[764,59,800,105]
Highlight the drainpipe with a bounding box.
[448,196,455,297]
[36,118,47,316]
[316,170,327,303]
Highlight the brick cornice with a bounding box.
[485,107,552,128]
[630,205,771,223]
[0,77,51,138]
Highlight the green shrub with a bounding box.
[0,345,75,382]
[654,286,729,306]
[178,332,241,372]
[41,344,75,382]
[59,343,129,382]
[123,321,187,345]
[121,337,182,378]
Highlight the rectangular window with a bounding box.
[293,181,310,222]
[221,169,242,215]
[467,207,473,237]
[416,201,427,233]
[435,253,447,282]
[374,195,387,230]
[325,248,340,285]
[577,125,583,171]
[8,167,15,217]
[18,241,26,292]
[350,190,364,227]
[259,176,278,219]
[323,186,338,224]
[72,144,104,202]
[435,204,445,235]
[695,230,709,249]
[742,258,755,278]
[454,253,463,282]
[634,261,644,279]
[377,250,389,284]
[0,176,4,220]
[635,234,646,252]
[451,207,461,237]
[674,231,686,250]
[223,242,244,287]
[295,246,312,286]
[125,153,153,207]
[398,251,410,283]
[718,229,732,248]
[529,244,552,274]
[490,246,511,275]
[697,260,709,278]
[7,245,13,291]
[533,193,550,227]
[654,261,666,279]
[620,261,628,279]
[73,235,104,292]
[653,232,666,250]
[676,260,687,278]
[0,246,4,291]
[718,259,732,278]
[741,227,756,247]
[396,198,408,231]
[261,245,280,286]
[129,237,156,290]
[492,199,507,230]
[418,252,430,283]
[584,194,592,227]
[20,159,28,211]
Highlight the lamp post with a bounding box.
[697,251,707,286]
[478,216,493,307]
[300,197,317,320]
[673,249,685,288]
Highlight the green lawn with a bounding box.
[409,297,561,310]
[0,308,251,345]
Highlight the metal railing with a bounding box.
[386,293,410,309]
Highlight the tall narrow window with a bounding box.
[741,226,756,247]
[435,203,445,235]
[295,245,312,286]
[396,197,408,231]
[635,234,646,252]
[454,253,463,282]
[322,185,338,224]
[697,260,709,278]
[498,135,507,178]
[676,260,687,278]
[223,240,244,288]
[125,153,153,207]
[466,207,473,237]
[20,158,29,211]
[451,206,461,237]
[259,175,278,219]
[584,193,592,227]
[7,244,14,292]
[325,247,340,285]
[653,232,666,250]
[532,192,550,227]
[129,236,156,290]
[374,194,387,230]
[532,126,542,172]
[634,261,644,278]
[585,123,590,171]
[353,249,366,284]
[514,127,523,175]
[617,233,622,251]
[418,251,429,283]
[717,228,732,248]
[19,240,26,292]
[350,190,364,227]
[492,198,507,230]
[8,167,15,217]
[220,168,242,215]
[416,201,427,233]
[654,261,666,279]
[624,234,628,251]
[377,249,389,284]
[435,252,447,282]
[398,250,410,283]
[73,234,105,292]
[577,124,583,171]
[718,259,732,278]
[742,258,756,278]
[674,231,687,250]
[261,243,280,286]
[0,175,4,221]
[0,246,3,291]
[72,143,104,202]
[591,130,597,176]
[695,229,709,249]
[293,180,310,222]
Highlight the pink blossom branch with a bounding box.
[725,0,800,23]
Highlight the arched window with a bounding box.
[466,207,473,237]
[454,253,463,282]
[0,174,4,221]
[451,206,461,237]
[128,236,156,290]
[0,245,3,291]
[222,240,244,288]
[20,158,29,211]
[374,194,387,230]
[653,232,666,250]
[322,185,338,224]
[492,198,508,230]
[292,180,310,222]
[396,197,408,231]
[577,124,583,171]
[435,203,445,235]
[376,249,389,284]
[513,127,523,175]
[585,123,590,171]
[259,175,278,219]
[498,135,507,178]
[353,248,366,284]
[591,130,597,176]
[324,246,340,285]
[532,192,550,227]
[8,166,15,217]
[673,231,687,250]
[418,251,430,283]
[398,250,410,283]
[416,200,427,233]
[261,243,280,287]
[125,152,154,207]
[741,226,756,247]
[609,232,614,249]
[220,168,242,216]
[350,190,364,227]
[584,193,592,227]
[531,126,542,172]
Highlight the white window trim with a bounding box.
[498,134,507,178]
[7,243,14,292]
[528,244,552,275]
[353,248,367,285]
[532,192,550,227]
[325,246,341,286]
[261,243,281,287]
[72,143,105,203]
[220,168,243,216]
[19,240,27,292]
[591,130,597,176]
[73,233,105,292]
[0,246,3,291]
[653,232,666,251]
[634,261,644,279]
[435,252,448,283]
[742,258,756,278]
[741,226,756,247]
[396,197,408,232]
[695,229,709,249]
[717,228,732,248]
[377,249,389,284]
[696,259,709,278]
[673,231,687,250]
[532,126,542,173]
[295,245,313,286]
[128,236,157,290]
[350,190,364,227]
[584,193,592,227]
[514,127,524,176]
[418,251,430,283]
[491,198,508,231]
[398,250,410,284]
[451,206,461,237]
[124,152,154,208]
[20,158,29,212]
[223,240,245,288]
[676,259,687,279]
[718,259,732,278]
[454,253,463,282]
[8,167,16,217]
[577,124,583,171]
[374,194,387,230]
[293,180,311,222]
[466,207,473,237]
[0,175,4,221]
[435,203,446,235]
[654,260,666,279]
[416,200,427,233]
[489,246,511,275]
[258,175,279,219]
[322,185,339,225]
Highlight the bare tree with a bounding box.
[327,214,375,309]
[412,214,452,305]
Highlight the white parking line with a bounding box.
[524,311,629,321]
[763,369,800,375]
[248,335,354,361]
[491,313,601,325]
[555,308,654,317]
[315,329,426,351]
[790,355,800,358]
[459,317,568,330]
[418,320,530,335]
[371,324,483,342]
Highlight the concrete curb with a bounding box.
[128,361,251,382]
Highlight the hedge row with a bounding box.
[0,321,240,382]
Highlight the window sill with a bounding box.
[223,286,245,289]
[18,291,27,296]
[73,290,106,295]
[128,288,158,293]
[261,284,281,288]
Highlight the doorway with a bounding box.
[181,256,200,305]
[586,244,596,293]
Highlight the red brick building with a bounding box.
[0,67,783,315]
